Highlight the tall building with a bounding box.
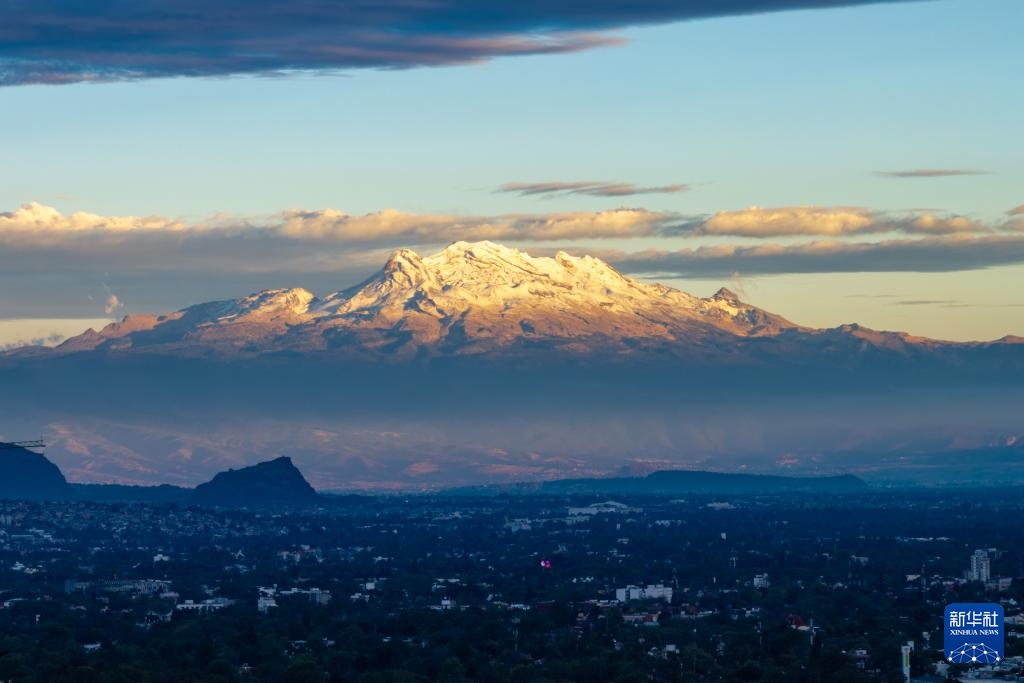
[970,549,991,582]
[900,642,913,683]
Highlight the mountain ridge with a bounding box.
[2,241,1022,488]
[8,240,1016,361]
[446,470,871,496]
[0,447,881,502]
[14,241,808,359]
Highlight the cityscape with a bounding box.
[0,480,1023,681]
[1,0,1022,680]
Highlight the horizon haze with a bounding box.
[2,241,1021,490]
[2,0,1022,490]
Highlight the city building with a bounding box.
[175,597,232,613]
[969,549,991,582]
[615,584,673,603]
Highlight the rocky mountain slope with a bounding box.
[29,241,1019,363]
[42,241,809,359]
[1,241,1021,488]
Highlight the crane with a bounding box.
[0,440,45,451]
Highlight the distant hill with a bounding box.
[0,452,319,505]
[537,470,869,495]
[71,483,189,504]
[190,456,319,507]
[0,444,71,500]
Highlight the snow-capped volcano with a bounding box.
[52,241,801,357]
[3,241,1023,488]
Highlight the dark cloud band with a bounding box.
[1,0,923,86]
[608,236,1024,278]
[498,181,689,198]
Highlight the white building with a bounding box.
[279,587,332,605]
[615,584,673,603]
[257,596,278,614]
[175,597,232,613]
[568,501,632,516]
[431,598,456,611]
[970,549,991,582]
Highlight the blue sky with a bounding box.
[1,0,1022,344]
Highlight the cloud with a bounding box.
[278,207,677,242]
[876,169,988,178]
[698,206,873,236]
[0,203,677,317]
[0,202,183,235]
[1005,207,1024,233]
[281,205,992,243]
[3,203,992,244]
[497,181,689,198]
[888,299,962,306]
[5,201,1024,318]
[677,205,984,237]
[1,203,676,244]
[104,294,124,315]
[0,332,64,351]
[606,234,1024,278]
[0,0,922,86]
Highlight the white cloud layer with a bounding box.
[3,201,1024,318]
[0,202,1001,244]
[277,207,675,242]
[104,294,124,315]
[695,206,982,237]
[1,202,183,234]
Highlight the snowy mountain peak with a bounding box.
[306,242,802,352]
[227,288,316,319]
[381,248,431,288]
[43,241,806,357]
[713,287,740,302]
[411,240,633,293]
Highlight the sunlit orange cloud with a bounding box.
[0,202,184,233]
[255,207,676,242]
[696,206,983,237]
[4,201,1024,320]
[0,202,675,242]
[2,202,1002,245]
